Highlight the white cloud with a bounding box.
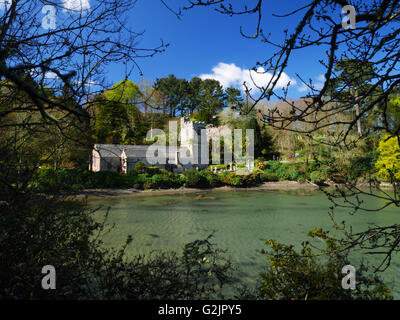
[0,0,11,11]
[199,62,296,93]
[62,0,91,12]
[317,74,325,82]
[297,83,309,92]
[45,72,58,79]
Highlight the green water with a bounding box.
[90,189,400,298]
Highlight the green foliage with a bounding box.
[263,161,294,180]
[199,170,222,188]
[155,75,233,123]
[375,134,400,181]
[220,172,236,185]
[184,169,207,188]
[230,175,244,187]
[29,161,325,192]
[310,170,325,184]
[261,172,279,182]
[133,173,148,189]
[288,166,299,181]
[29,169,137,191]
[257,230,393,300]
[296,175,307,183]
[106,80,141,104]
[168,173,186,187]
[265,160,282,172]
[134,161,147,174]
[92,81,154,145]
[347,152,377,181]
[148,173,176,189]
[145,166,161,176]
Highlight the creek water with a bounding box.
[89,189,400,298]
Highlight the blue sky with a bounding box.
[121,0,336,99]
[33,0,348,99]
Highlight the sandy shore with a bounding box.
[76,181,320,200]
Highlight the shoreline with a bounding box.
[76,181,321,200]
[73,180,396,200]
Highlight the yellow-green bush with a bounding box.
[375,135,400,181]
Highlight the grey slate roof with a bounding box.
[122,146,150,158]
[94,144,149,158]
[94,144,178,159]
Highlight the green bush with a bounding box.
[169,173,185,187]
[258,231,393,300]
[220,172,235,185]
[199,170,221,188]
[230,175,244,187]
[266,160,282,172]
[160,169,169,175]
[296,175,307,183]
[143,180,153,190]
[244,172,261,186]
[184,169,207,188]
[133,173,148,189]
[30,169,134,191]
[276,164,290,180]
[126,169,138,178]
[310,170,324,184]
[261,172,279,182]
[135,161,147,174]
[149,174,174,189]
[145,166,161,176]
[287,166,299,181]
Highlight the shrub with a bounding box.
[135,161,147,174]
[220,172,236,185]
[276,164,290,180]
[126,169,138,178]
[375,134,400,181]
[266,160,282,172]
[310,170,324,184]
[348,153,377,181]
[258,230,393,300]
[102,171,123,188]
[133,174,148,189]
[150,174,172,189]
[206,174,221,188]
[198,170,220,188]
[169,173,185,188]
[296,175,307,183]
[143,180,153,190]
[230,175,244,187]
[244,172,262,186]
[145,166,161,176]
[255,159,266,170]
[261,172,279,182]
[184,169,207,188]
[288,167,299,181]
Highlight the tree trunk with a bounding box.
[352,89,362,137]
[355,103,362,137]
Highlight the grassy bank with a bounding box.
[29,159,377,193]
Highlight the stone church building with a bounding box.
[90,117,208,173]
